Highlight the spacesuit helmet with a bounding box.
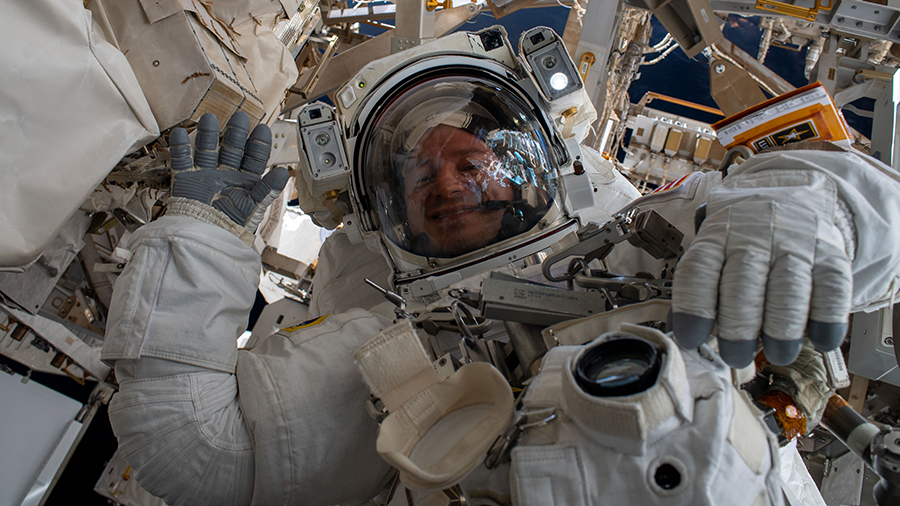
[360,76,560,259]
[295,26,592,296]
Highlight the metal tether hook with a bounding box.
[451,299,479,349]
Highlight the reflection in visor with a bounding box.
[362,76,560,258]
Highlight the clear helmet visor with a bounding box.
[361,75,561,258]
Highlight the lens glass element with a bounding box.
[575,337,661,397]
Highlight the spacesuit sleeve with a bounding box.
[101,215,259,370]
[101,216,259,505]
[101,216,393,506]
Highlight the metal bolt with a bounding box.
[874,10,880,14]
[153,60,160,67]
[885,336,894,346]
[875,25,882,31]
[715,64,726,74]
[856,21,863,27]
[837,17,844,23]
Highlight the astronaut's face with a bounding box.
[403,125,515,257]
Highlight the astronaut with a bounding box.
[401,123,522,257]
[101,25,900,506]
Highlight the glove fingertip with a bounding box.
[195,114,221,169]
[227,111,250,130]
[761,333,803,366]
[263,166,290,191]
[807,320,848,352]
[170,127,190,146]
[718,338,759,368]
[248,123,272,144]
[671,312,715,348]
[198,113,219,130]
[169,128,193,172]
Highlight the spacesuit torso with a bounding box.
[302,166,782,506]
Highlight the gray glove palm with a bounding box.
[168,112,289,244]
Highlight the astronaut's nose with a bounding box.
[431,162,471,197]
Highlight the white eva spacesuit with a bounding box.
[100,25,900,506]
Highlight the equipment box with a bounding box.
[93,0,265,130]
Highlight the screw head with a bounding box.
[715,64,726,74]
[837,17,845,23]
[856,21,863,27]
[152,60,160,67]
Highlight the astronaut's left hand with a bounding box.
[670,170,852,367]
[166,111,290,245]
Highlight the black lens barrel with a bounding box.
[575,337,662,397]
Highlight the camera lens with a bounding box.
[542,55,557,70]
[575,337,661,397]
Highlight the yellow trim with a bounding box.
[642,92,725,117]
[280,315,330,333]
[725,102,850,150]
[754,0,831,21]
[728,104,826,145]
[714,82,851,151]
[578,52,596,84]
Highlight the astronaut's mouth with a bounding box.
[429,206,483,220]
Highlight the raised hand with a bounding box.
[167,112,290,243]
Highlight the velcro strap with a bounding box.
[354,320,438,412]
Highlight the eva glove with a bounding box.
[671,170,852,367]
[167,112,290,245]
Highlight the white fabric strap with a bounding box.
[354,319,438,411]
